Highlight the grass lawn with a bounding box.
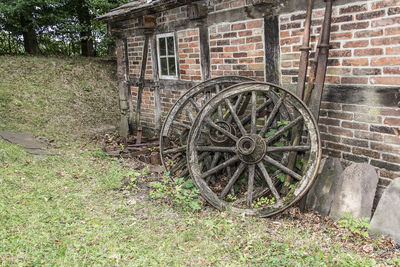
[0,55,399,266]
[1,141,399,266]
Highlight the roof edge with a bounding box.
[97,0,190,22]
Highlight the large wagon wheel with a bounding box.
[186,82,321,217]
[160,76,254,178]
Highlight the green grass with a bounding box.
[0,141,389,266]
[0,55,120,145]
[0,56,397,266]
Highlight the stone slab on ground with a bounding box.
[329,163,378,220]
[0,130,57,156]
[306,157,343,216]
[370,178,400,243]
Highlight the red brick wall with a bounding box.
[131,87,155,128]
[127,36,152,79]
[120,1,400,186]
[280,0,400,184]
[319,101,400,185]
[159,89,184,119]
[209,19,265,80]
[279,0,400,86]
[177,28,202,81]
[130,86,184,129]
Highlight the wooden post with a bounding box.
[135,33,150,144]
[151,34,162,133]
[116,38,133,138]
[199,25,210,80]
[264,16,280,84]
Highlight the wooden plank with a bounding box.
[264,16,279,84]
[199,25,210,80]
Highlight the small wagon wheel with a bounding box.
[160,76,255,178]
[186,82,321,217]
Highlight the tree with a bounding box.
[0,0,64,55]
[65,0,129,57]
[0,0,129,56]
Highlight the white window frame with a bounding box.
[156,32,178,80]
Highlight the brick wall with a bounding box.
[279,0,400,86]
[130,86,185,129]
[131,87,155,127]
[177,28,202,81]
[127,36,152,79]
[209,19,265,80]
[159,89,184,119]
[157,6,187,24]
[319,101,400,185]
[208,0,247,12]
[116,1,400,186]
[110,18,139,35]
[280,0,400,185]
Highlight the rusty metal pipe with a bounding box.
[285,0,334,194]
[296,0,314,100]
[307,0,335,120]
[284,0,314,190]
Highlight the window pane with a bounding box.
[159,38,166,56]
[168,57,176,76]
[161,58,168,75]
[167,36,175,56]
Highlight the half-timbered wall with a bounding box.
[109,0,400,189]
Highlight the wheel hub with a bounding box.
[236,134,267,164]
[209,121,236,146]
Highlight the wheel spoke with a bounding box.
[259,93,286,137]
[196,146,236,153]
[241,99,272,125]
[205,91,211,103]
[206,119,238,141]
[237,93,251,116]
[225,94,243,123]
[225,98,247,136]
[247,164,255,207]
[263,155,302,181]
[216,85,223,119]
[267,145,310,153]
[257,162,281,200]
[164,146,186,154]
[251,91,257,134]
[220,162,246,198]
[185,107,195,123]
[170,158,187,174]
[264,116,303,144]
[179,167,189,178]
[200,155,240,180]
[223,153,234,195]
[210,152,221,170]
[206,152,221,183]
[172,121,191,130]
[189,98,200,112]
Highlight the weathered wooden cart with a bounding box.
[159,0,334,217]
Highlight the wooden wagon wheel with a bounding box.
[186,82,321,217]
[159,76,255,178]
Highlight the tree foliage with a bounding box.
[0,0,129,56]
